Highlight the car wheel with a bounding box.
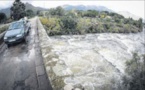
[29,26,31,30]
[7,44,10,48]
[27,30,29,35]
[23,37,27,44]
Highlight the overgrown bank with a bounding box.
[39,6,143,36]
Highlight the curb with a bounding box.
[35,17,53,90]
[0,32,6,54]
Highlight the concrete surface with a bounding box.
[0,17,52,90]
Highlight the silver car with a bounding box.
[4,19,30,47]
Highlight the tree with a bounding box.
[26,9,34,17]
[109,12,116,16]
[109,12,124,19]
[76,10,83,17]
[49,8,56,15]
[10,0,26,20]
[99,11,107,18]
[138,18,143,30]
[123,18,131,24]
[83,10,98,17]
[49,6,65,16]
[36,10,40,15]
[66,10,77,18]
[114,17,121,23]
[101,11,109,15]
[0,13,7,23]
[55,6,65,16]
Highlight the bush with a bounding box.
[66,10,77,18]
[116,23,123,28]
[60,16,77,34]
[0,25,9,34]
[109,12,124,19]
[104,23,111,30]
[76,18,91,34]
[6,18,13,23]
[39,17,62,35]
[88,25,97,33]
[124,24,131,33]
[83,10,98,17]
[114,18,121,23]
[60,16,77,29]
[112,27,120,33]
[96,24,105,33]
[130,25,139,33]
[39,7,142,36]
[123,53,145,90]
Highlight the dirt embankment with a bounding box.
[0,32,5,45]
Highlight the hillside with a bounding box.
[0,3,141,21]
[0,3,46,18]
[0,8,11,18]
[117,11,141,20]
[62,4,113,12]
[62,5,142,20]
[25,3,46,14]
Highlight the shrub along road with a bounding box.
[0,17,52,90]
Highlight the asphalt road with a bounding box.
[0,17,52,90]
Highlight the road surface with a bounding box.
[0,17,52,90]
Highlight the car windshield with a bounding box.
[9,21,24,30]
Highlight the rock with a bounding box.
[74,84,84,90]
[46,67,50,72]
[52,64,66,76]
[58,60,65,65]
[75,88,81,90]
[64,84,74,90]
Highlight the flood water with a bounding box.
[44,29,145,90]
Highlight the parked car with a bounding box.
[3,19,31,47]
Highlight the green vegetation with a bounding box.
[26,9,35,18]
[123,53,145,90]
[49,6,65,16]
[10,0,26,20]
[0,25,9,34]
[0,25,8,45]
[83,10,99,17]
[0,13,7,24]
[39,6,143,36]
